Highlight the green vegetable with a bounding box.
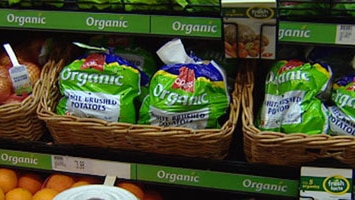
[279,2,328,16]
[77,0,122,10]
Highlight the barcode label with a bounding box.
[51,155,131,178]
[336,24,355,45]
[53,155,66,168]
[340,25,352,31]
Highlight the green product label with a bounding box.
[138,61,229,129]
[332,75,355,120]
[329,106,355,136]
[136,164,298,197]
[0,149,51,170]
[150,15,222,38]
[0,9,150,33]
[256,60,332,134]
[301,176,352,195]
[56,53,141,123]
[279,22,337,44]
[329,75,355,136]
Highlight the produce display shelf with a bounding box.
[0,138,304,199]
[1,1,355,199]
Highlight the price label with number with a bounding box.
[51,155,132,179]
[336,24,355,45]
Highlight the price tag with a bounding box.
[51,155,132,179]
[300,166,353,200]
[8,66,32,95]
[103,175,117,186]
[336,24,355,45]
[3,43,32,95]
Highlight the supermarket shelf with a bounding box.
[0,1,355,199]
[1,138,352,199]
[0,138,301,199]
[0,8,222,39]
[277,0,355,46]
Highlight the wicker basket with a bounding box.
[242,60,355,168]
[0,63,49,141]
[36,59,241,159]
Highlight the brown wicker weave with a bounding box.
[36,59,241,159]
[0,63,48,141]
[242,60,355,168]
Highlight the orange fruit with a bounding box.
[76,176,102,184]
[44,174,75,193]
[143,190,163,200]
[117,182,144,200]
[0,187,4,200]
[18,173,43,194]
[32,188,59,200]
[71,180,90,188]
[0,168,17,193]
[5,188,32,200]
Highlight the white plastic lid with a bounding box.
[53,185,138,200]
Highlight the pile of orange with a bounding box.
[0,168,58,200]
[117,181,163,200]
[0,168,102,200]
[0,168,164,200]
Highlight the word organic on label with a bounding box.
[85,17,128,30]
[242,178,288,193]
[171,21,218,35]
[0,149,52,170]
[6,13,46,26]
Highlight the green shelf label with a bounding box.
[136,164,299,197]
[0,9,221,38]
[279,21,337,44]
[0,9,150,33]
[0,149,51,170]
[151,15,222,38]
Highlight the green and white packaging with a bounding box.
[138,39,230,129]
[300,166,353,200]
[329,75,355,136]
[56,48,146,123]
[256,60,332,134]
